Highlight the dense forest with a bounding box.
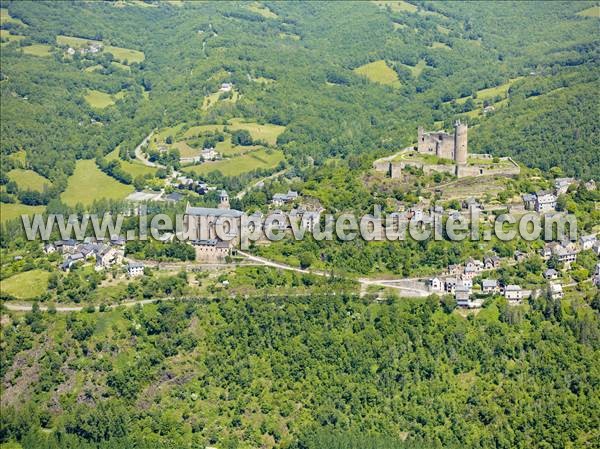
[2,294,599,448]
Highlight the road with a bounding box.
[235,169,287,200]
[134,129,166,168]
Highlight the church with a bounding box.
[183,190,244,261]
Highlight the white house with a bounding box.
[579,234,597,251]
[201,147,218,161]
[554,178,575,195]
[219,82,233,92]
[535,190,557,213]
[272,190,299,207]
[427,277,444,292]
[504,285,524,302]
[549,283,563,300]
[127,262,145,277]
[543,268,559,280]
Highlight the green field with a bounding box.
[61,159,134,207]
[372,1,417,13]
[403,59,427,77]
[0,29,25,44]
[22,44,53,57]
[6,150,27,166]
[7,169,50,191]
[354,60,401,88]
[106,148,157,177]
[182,124,225,138]
[104,44,145,63]
[1,269,51,299]
[201,90,240,111]
[184,149,284,176]
[0,203,45,223]
[227,119,286,146]
[84,89,125,109]
[0,7,26,26]
[576,5,599,17]
[430,42,451,50]
[246,2,277,18]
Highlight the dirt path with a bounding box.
[134,129,166,168]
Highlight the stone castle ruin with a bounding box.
[373,121,520,179]
[417,120,468,165]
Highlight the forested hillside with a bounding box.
[2,295,599,448]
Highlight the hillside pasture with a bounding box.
[61,160,133,207]
[56,35,144,64]
[182,124,225,138]
[7,169,50,191]
[0,203,45,223]
[0,29,25,44]
[0,269,51,299]
[353,60,401,88]
[22,44,53,57]
[430,42,451,50]
[246,2,277,18]
[184,149,284,177]
[576,5,599,17]
[106,148,157,177]
[0,7,26,26]
[84,89,125,109]
[403,59,428,77]
[227,119,286,145]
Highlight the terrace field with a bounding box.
[61,159,134,207]
[0,269,51,299]
[184,148,284,176]
[7,169,50,191]
[353,60,401,88]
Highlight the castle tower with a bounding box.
[218,190,230,209]
[454,120,468,165]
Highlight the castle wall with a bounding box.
[417,131,455,159]
[454,123,468,165]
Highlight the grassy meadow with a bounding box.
[184,148,284,176]
[0,203,45,223]
[353,60,401,88]
[61,159,134,207]
[372,1,417,13]
[84,89,125,108]
[22,44,53,57]
[106,148,157,177]
[227,119,286,146]
[7,169,50,191]
[0,269,51,299]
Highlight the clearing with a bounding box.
[430,42,452,50]
[576,5,599,17]
[84,89,125,109]
[0,29,25,44]
[61,159,134,207]
[354,60,401,88]
[7,169,50,191]
[0,7,26,26]
[57,35,144,64]
[227,119,286,146]
[402,59,428,77]
[1,269,51,299]
[22,44,53,57]
[184,149,284,177]
[201,89,240,111]
[246,2,277,18]
[0,203,45,223]
[372,1,417,13]
[106,148,157,177]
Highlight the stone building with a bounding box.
[417,120,468,164]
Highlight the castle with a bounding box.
[417,120,468,164]
[373,121,520,179]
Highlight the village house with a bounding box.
[95,246,124,271]
[579,234,597,251]
[219,82,233,92]
[201,147,218,161]
[427,277,444,292]
[535,190,557,213]
[271,190,299,207]
[543,268,559,280]
[483,255,501,270]
[504,285,524,302]
[544,241,578,265]
[522,193,536,211]
[513,250,527,263]
[593,241,600,256]
[61,252,85,271]
[549,283,563,300]
[444,278,458,294]
[481,279,499,294]
[44,243,56,254]
[127,262,145,277]
[55,239,78,254]
[554,177,575,195]
[447,264,462,276]
[584,179,596,191]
